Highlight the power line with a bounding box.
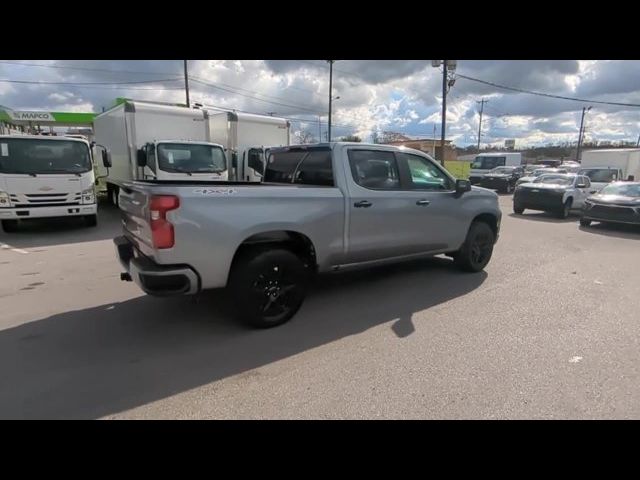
[0,60,181,77]
[0,78,183,86]
[189,76,323,114]
[456,72,640,108]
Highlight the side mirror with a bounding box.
[137,148,147,167]
[456,179,472,194]
[102,149,112,168]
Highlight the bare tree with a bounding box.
[295,130,316,144]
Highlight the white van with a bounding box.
[470,152,522,184]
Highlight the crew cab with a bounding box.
[113,143,502,328]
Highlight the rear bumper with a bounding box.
[114,236,200,296]
[0,204,97,219]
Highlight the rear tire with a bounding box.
[1,219,19,233]
[558,198,572,219]
[84,214,98,227]
[228,247,310,328]
[513,205,525,215]
[453,221,495,273]
[580,218,592,227]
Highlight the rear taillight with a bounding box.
[149,195,180,249]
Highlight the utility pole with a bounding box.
[636,134,640,147]
[327,60,335,142]
[318,115,322,142]
[432,123,437,157]
[576,106,591,161]
[183,60,190,107]
[440,60,447,166]
[476,98,488,153]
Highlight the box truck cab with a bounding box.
[469,152,522,184]
[0,135,98,232]
[94,100,229,206]
[579,149,640,192]
[207,111,290,182]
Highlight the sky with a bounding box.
[1,60,640,148]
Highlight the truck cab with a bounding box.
[136,140,228,181]
[0,135,99,232]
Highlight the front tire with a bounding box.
[580,218,592,227]
[109,185,119,208]
[453,221,495,273]
[1,219,19,233]
[558,198,573,219]
[513,204,525,214]
[228,248,310,328]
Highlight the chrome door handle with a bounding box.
[354,200,373,208]
[416,199,431,206]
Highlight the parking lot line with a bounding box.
[0,242,29,255]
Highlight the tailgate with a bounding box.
[118,184,153,248]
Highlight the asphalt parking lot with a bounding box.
[1,194,640,419]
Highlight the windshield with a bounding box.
[157,143,226,174]
[578,168,619,183]
[534,175,574,186]
[472,156,506,170]
[0,138,91,174]
[599,183,640,197]
[489,167,514,174]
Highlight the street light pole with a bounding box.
[327,60,334,142]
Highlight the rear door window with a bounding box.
[348,150,400,190]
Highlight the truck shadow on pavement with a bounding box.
[0,200,120,249]
[0,257,486,419]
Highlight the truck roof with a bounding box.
[96,99,207,119]
[583,148,640,153]
[0,134,89,144]
[208,110,290,127]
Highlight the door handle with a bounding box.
[590,190,597,194]
[354,200,373,208]
[416,199,431,206]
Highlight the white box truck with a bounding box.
[207,111,290,182]
[0,135,99,232]
[579,149,640,191]
[93,100,228,206]
[469,152,523,184]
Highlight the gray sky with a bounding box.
[1,60,639,147]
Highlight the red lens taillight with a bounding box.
[149,195,180,249]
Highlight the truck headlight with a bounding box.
[0,191,11,208]
[81,186,95,204]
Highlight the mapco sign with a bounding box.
[7,111,55,121]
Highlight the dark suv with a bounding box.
[479,166,524,193]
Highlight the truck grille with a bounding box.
[588,204,640,223]
[10,192,81,207]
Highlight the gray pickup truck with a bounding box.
[114,142,502,328]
